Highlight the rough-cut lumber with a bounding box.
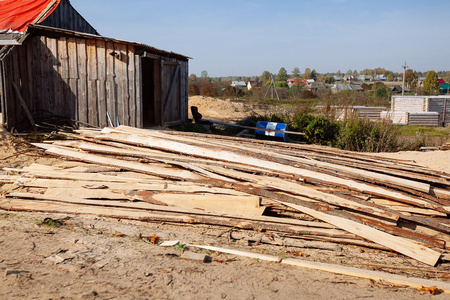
[5,192,338,230]
[193,245,450,293]
[158,128,431,194]
[198,163,402,221]
[32,144,204,181]
[279,201,442,266]
[149,193,265,216]
[14,178,247,196]
[94,128,437,208]
[0,198,358,240]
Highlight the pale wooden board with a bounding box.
[150,193,265,216]
[279,201,442,266]
[95,127,438,208]
[192,245,450,294]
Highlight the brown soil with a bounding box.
[0,115,449,299]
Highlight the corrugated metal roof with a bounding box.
[28,24,191,60]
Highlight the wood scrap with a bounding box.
[191,245,450,294]
[1,125,449,270]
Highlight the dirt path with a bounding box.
[1,211,445,299]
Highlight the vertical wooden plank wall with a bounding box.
[87,39,98,126]
[39,0,98,35]
[2,33,189,130]
[67,37,79,120]
[96,40,107,127]
[114,43,129,126]
[135,55,142,128]
[77,39,88,124]
[180,60,188,122]
[105,41,116,126]
[128,45,136,127]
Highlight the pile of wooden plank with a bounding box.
[319,105,387,121]
[386,96,450,126]
[1,125,450,268]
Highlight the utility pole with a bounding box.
[402,61,408,96]
[264,74,280,100]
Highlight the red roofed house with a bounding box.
[287,78,308,88]
[0,0,189,131]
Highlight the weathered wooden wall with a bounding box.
[160,59,189,126]
[39,0,99,35]
[1,33,189,131]
[2,35,140,129]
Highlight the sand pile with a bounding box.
[188,96,252,122]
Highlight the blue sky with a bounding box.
[73,0,450,77]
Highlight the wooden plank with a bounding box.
[114,43,129,126]
[0,198,356,240]
[278,201,441,266]
[15,177,246,195]
[76,39,88,123]
[192,245,450,294]
[127,45,136,127]
[105,42,116,126]
[96,40,107,127]
[12,82,36,130]
[163,63,180,116]
[135,55,143,128]
[33,144,204,181]
[87,39,98,126]
[6,192,339,230]
[198,163,402,221]
[99,127,439,209]
[150,193,265,216]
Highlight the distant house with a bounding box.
[343,75,356,82]
[438,78,445,84]
[390,85,403,94]
[358,75,373,82]
[349,84,364,92]
[306,79,315,84]
[287,78,307,87]
[376,74,387,81]
[440,83,450,94]
[231,81,247,87]
[333,76,343,82]
[309,82,327,93]
[247,81,261,90]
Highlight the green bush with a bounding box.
[335,117,400,152]
[304,116,340,145]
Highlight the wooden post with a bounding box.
[443,98,447,127]
[12,82,36,130]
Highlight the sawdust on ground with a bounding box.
[0,116,449,299]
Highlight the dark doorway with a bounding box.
[142,57,158,127]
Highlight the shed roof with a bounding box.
[18,24,190,61]
[0,0,60,32]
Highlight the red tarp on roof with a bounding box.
[0,0,60,32]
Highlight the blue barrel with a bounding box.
[255,121,288,142]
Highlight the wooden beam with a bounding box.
[278,201,441,266]
[192,245,450,294]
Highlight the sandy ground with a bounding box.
[188,96,255,122]
[1,109,450,299]
[371,151,450,174]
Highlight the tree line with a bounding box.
[188,67,449,99]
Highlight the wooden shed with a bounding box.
[0,0,190,131]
